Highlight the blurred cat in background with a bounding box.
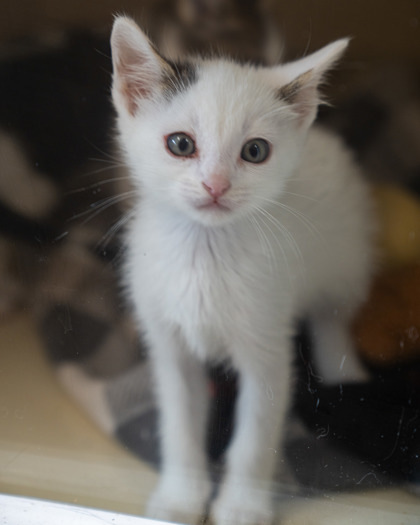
[0,0,281,316]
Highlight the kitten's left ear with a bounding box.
[276,38,349,128]
[111,16,173,117]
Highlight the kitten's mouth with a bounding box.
[196,199,231,212]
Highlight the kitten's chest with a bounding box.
[159,233,243,325]
[133,220,261,357]
[167,261,231,358]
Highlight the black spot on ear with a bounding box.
[277,70,313,104]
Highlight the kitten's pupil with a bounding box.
[179,138,189,151]
[249,143,259,158]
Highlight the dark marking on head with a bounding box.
[162,60,198,99]
[277,70,313,104]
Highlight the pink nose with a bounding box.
[202,177,231,199]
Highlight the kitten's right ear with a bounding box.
[111,16,170,116]
[276,38,349,130]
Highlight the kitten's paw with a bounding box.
[212,486,275,525]
[147,476,211,525]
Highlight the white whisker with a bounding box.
[280,190,317,202]
[69,190,137,224]
[255,205,305,273]
[246,214,277,275]
[88,156,123,165]
[258,196,323,241]
[66,173,131,195]
[84,140,122,163]
[251,206,292,285]
[97,209,136,250]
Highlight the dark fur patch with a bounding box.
[277,70,313,103]
[162,60,198,99]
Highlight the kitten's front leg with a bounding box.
[145,324,212,524]
[212,336,292,525]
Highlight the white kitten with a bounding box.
[110,17,376,525]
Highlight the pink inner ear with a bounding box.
[112,24,161,115]
[114,50,152,115]
[117,64,152,115]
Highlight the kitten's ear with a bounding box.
[277,38,349,128]
[111,16,171,116]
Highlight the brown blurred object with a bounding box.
[352,184,420,367]
[354,263,420,366]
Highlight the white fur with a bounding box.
[111,17,376,525]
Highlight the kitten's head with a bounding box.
[111,17,348,227]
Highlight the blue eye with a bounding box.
[167,132,196,157]
[241,138,270,163]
